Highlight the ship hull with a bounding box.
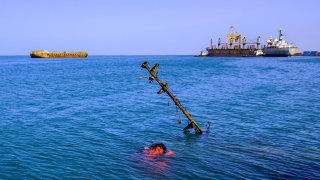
[30,51,88,58]
[30,54,46,58]
[264,47,298,57]
[206,48,259,57]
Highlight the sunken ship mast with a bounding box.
[30,50,88,58]
[263,29,299,57]
[206,26,263,57]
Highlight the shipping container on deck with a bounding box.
[303,51,318,56]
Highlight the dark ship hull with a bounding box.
[206,48,260,57]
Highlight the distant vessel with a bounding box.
[195,51,207,57]
[264,30,299,57]
[206,26,263,57]
[30,50,88,58]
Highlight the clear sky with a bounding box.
[1,0,319,55]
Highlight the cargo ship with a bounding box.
[205,26,263,57]
[264,30,299,57]
[30,50,88,58]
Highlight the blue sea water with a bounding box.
[0,56,319,179]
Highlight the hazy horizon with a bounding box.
[1,0,319,55]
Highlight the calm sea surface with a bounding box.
[0,56,319,179]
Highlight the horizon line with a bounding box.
[0,54,196,56]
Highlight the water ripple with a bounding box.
[0,56,319,179]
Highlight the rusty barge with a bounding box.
[30,50,88,58]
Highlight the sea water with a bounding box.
[0,56,319,179]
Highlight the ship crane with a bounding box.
[214,26,261,50]
[226,26,242,49]
[218,36,261,49]
[257,36,261,48]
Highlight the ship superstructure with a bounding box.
[206,26,263,57]
[264,29,299,57]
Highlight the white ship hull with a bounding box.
[264,47,298,57]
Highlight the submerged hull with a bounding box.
[30,51,88,58]
[264,47,298,57]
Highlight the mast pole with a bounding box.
[141,61,203,134]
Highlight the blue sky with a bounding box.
[1,0,319,55]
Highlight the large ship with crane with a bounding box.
[264,29,299,57]
[205,26,263,57]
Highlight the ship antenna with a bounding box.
[210,38,213,49]
[279,28,283,40]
